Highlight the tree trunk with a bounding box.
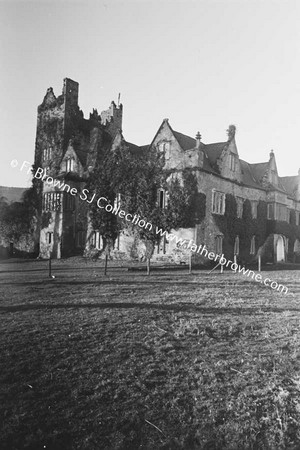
[104,253,108,276]
[145,240,154,277]
[147,257,150,276]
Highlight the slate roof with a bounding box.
[124,141,142,152]
[170,127,273,189]
[204,142,227,166]
[248,162,269,184]
[239,160,261,188]
[173,130,196,151]
[73,140,88,167]
[280,176,298,197]
[202,152,218,174]
[173,129,228,174]
[124,141,149,156]
[151,123,300,193]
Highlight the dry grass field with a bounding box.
[0,259,300,450]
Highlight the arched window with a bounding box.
[234,236,239,255]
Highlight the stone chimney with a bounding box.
[226,124,236,141]
[195,131,202,149]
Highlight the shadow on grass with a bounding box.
[0,265,130,274]
[0,280,202,287]
[0,278,282,287]
[1,302,300,315]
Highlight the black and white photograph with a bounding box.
[1,0,300,448]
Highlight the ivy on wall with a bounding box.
[41,211,52,229]
[267,211,300,258]
[167,170,206,228]
[213,195,268,262]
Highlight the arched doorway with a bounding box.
[276,235,285,262]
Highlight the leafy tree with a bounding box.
[119,146,203,274]
[119,145,167,274]
[87,139,204,274]
[166,169,206,228]
[0,167,43,256]
[0,200,32,244]
[87,141,129,273]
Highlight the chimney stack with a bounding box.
[226,124,236,141]
[195,131,202,148]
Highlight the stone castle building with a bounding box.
[35,78,300,263]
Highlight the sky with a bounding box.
[0,0,300,187]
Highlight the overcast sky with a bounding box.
[1,0,299,187]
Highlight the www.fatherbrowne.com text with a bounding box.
[12,160,289,295]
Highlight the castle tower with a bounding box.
[34,78,124,259]
[34,77,80,174]
[100,101,123,138]
[63,78,79,110]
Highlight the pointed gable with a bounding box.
[249,151,288,192]
[60,140,84,175]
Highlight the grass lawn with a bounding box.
[0,259,300,449]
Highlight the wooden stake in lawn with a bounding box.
[48,253,56,279]
[145,242,154,276]
[220,254,224,273]
[258,254,261,272]
[208,259,222,274]
[189,252,192,274]
[104,253,108,276]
